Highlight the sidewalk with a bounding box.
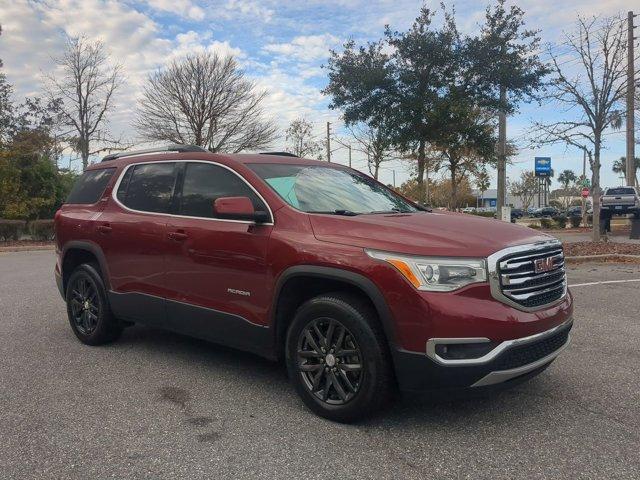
[549,231,640,244]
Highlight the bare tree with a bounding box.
[533,16,627,241]
[348,122,396,180]
[509,170,538,212]
[136,52,277,153]
[44,35,123,170]
[285,118,322,158]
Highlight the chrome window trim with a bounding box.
[111,159,275,226]
[487,239,567,312]
[426,317,572,366]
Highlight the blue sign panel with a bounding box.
[489,199,497,207]
[535,157,552,177]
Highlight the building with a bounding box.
[470,189,524,209]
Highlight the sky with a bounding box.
[0,0,635,190]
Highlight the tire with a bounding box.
[65,263,123,345]
[285,293,394,423]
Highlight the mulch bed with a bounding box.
[0,240,55,252]
[563,242,640,257]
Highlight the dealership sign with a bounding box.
[535,157,552,177]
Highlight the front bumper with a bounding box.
[392,319,572,393]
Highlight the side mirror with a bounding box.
[213,197,270,223]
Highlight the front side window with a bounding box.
[179,162,267,219]
[66,168,115,204]
[248,163,418,215]
[118,162,177,213]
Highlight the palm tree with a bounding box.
[557,169,577,208]
[612,157,639,185]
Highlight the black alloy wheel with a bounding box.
[286,293,394,423]
[69,276,100,335]
[296,317,363,405]
[65,263,123,345]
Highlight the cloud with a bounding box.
[263,34,341,62]
[146,0,205,21]
[224,0,274,23]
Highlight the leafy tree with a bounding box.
[285,118,322,159]
[474,166,491,205]
[324,7,465,203]
[467,0,549,211]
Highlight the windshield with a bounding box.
[248,163,418,215]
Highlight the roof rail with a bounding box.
[101,144,208,162]
[259,151,299,157]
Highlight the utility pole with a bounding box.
[582,149,587,227]
[627,11,636,187]
[392,170,396,187]
[348,145,352,168]
[326,122,331,163]
[497,86,507,214]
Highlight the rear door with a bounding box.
[163,161,274,349]
[98,161,179,325]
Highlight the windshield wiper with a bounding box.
[307,209,360,216]
[365,208,412,214]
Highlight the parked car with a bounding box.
[600,186,640,218]
[492,208,523,222]
[55,146,573,422]
[566,206,582,217]
[532,207,560,218]
[461,207,476,213]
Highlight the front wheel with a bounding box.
[65,263,122,345]
[285,293,394,423]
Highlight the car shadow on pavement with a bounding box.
[115,323,555,429]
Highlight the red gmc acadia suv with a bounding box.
[55,145,573,422]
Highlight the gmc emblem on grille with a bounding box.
[533,257,555,273]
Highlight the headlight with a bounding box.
[366,249,487,292]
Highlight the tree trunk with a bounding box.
[497,85,507,212]
[450,163,458,210]
[416,140,426,205]
[81,137,89,171]
[374,162,380,180]
[591,139,602,242]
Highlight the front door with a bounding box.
[163,161,274,351]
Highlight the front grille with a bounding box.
[497,245,566,309]
[493,326,570,370]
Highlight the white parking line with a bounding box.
[569,278,640,288]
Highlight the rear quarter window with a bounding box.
[65,168,116,204]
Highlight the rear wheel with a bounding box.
[65,263,122,345]
[286,293,394,423]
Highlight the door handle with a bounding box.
[97,224,112,234]
[168,231,188,241]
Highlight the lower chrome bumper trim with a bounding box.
[471,334,571,387]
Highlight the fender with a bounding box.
[271,265,399,350]
[60,240,112,291]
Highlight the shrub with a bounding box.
[539,218,554,229]
[553,215,568,229]
[527,223,541,229]
[569,216,582,228]
[28,219,55,241]
[0,219,27,241]
[468,211,495,218]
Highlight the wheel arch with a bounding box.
[61,241,111,293]
[271,266,398,361]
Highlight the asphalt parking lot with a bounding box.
[1,250,639,479]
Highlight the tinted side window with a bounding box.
[119,163,177,213]
[66,168,115,204]
[179,163,267,219]
[606,187,635,195]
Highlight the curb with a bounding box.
[565,254,640,263]
[0,245,55,253]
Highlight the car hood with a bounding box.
[309,211,554,258]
